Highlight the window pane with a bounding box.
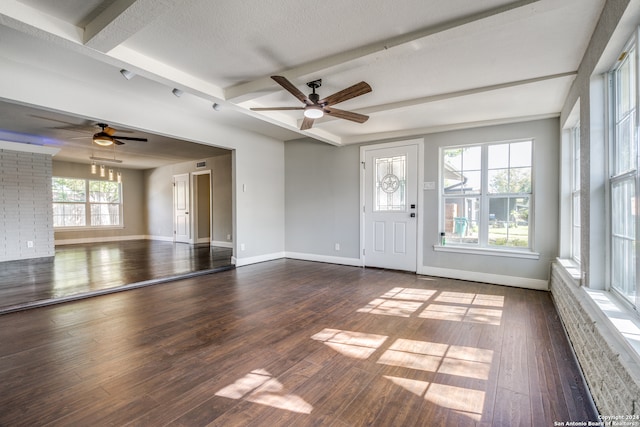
[443,197,479,244]
[611,178,636,301]
[53,203,86,227]
[91,204,121,226]
[488,197,529,248]
[488,144,509,169]
[52,178,86,202]
[375,155,406,211]
[487,167,531,194]
[510,141,532,167]
[443,146,481,194]
[90,180,121,203]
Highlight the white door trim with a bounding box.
[360,138,424,270]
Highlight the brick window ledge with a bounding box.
[553,261,640,399]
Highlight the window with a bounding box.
[609,35,638,306]
[571,123,581,264]
[441,140,533,250]
[53,177,122,228]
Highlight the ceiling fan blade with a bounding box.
[114,139,125,145]
[112,136,147,141]
[324,107,369,123]
[319,81,372,106]
[103,127,116,136]
[300,116,315,130]
[251,107,305,111]
[271,76,311,105]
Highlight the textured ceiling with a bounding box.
[0,0,606,166]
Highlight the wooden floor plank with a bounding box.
[0,259,598,426]
[0,240,232,312]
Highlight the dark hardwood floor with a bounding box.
[0,259,597,426]
[0,240,233,313]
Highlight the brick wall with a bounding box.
[0,148,55,262]
[550,263,640,417]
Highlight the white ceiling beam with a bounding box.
[225,0,542,101]
[341,113,560,145]
[84,0,190,52]
[0,0,82,43]
[309,71,577,126]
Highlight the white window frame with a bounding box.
[608,30,639,310]
[439,139,535,256]
[53,177,124,230]
[571,123,581,265]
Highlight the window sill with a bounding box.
[584,288,640,363]
[554,261,640,369]
[556,258,582,283]
[433,244,540,260]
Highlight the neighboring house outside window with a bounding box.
[441,139,533,251]
[609,35,638,307]
[52,177,122,228]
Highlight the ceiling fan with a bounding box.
[92,123,147,146]
[251,76,372,130]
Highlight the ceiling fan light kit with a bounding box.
[93,132,114,146]
[251,76,372,130]
[303,106,324,119]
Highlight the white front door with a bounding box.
[174,173,191,243]
[363,143,418,271]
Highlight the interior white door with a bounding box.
[174,173,191,243]
[364,144,418,271]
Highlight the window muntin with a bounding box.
[52,177,122,228]
[442,140,533,250]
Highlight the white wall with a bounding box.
[0,27,286,264]
[284,119,559,289]
[421,119,559,289]
[285,140,361,260]
[145,153,233,245]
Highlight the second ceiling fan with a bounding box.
[251,76,372,130]
[92,123,147,146]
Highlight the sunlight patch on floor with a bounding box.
[357,288,504,323]
[311,328,388,359]
[377,338,493,380]
[418,304,503,325]
[215,369,313,414]
[383,376,485,421]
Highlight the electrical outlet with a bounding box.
[27,241,34,248]
[227,234,231,240]
[334,243,340,251]
[240,243,245,251]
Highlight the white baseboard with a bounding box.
[146,235,175,242]
[285,252,363,267]
[418,265,549,291]
[233,252,286,267]
[212,240,233,248]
